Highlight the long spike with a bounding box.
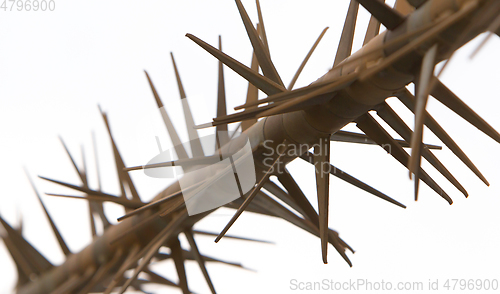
[38,175,140,204]
[125,154,220,172]
[24,169,71,256]
[193,229,272,243]
[116,189,184,222]
[0,215,53,274]
[170,53,187,99]
[235,0,284,86]
[80,146,98,237]
[356,0,405,30]
[185,229,216,294]
[299,152,406,208]
[58,136,85,184]
[1,234,35,283]
[156,249,246,268]
[313,137,330,264]
[99,108,141,203]
[103,123,141,202]
[241,31,260,131]
[252,191,317,234]
[186,34,285,96]
[225,192,276,218]
[170,237,190,294]
[258,171,355,262]
[215,36,230,144]
[289,27,329,90]
[355,113,453,204]
[144,71,190,160]
[214,36,231,149]
[215,144,288,242]
[470,14,500,59]
[91,131,111,229]
[171,53,205,157]
[277,169,319,224]
[263,181,309,217]
[90,198,110,233]
[327,230,353,267]
[396,88,489,185]
[255,0,269,55]
[431,80,500,144]
[408,44,438,195]
[334,0,359,66]
[92,131,102,191]
[45,193,144,209]
[331,130,441,149]
[80,145,88,186]
[376,102,468,197]
[211,103,280,127]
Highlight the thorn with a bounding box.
[313,137,330,264]
[469,14,500,59]
[408,44,438,181]
[186,33,285,95]
[171,53,205,157]
[299,152,406,208]
[431,80,500,144]
[185,229,216,294]
[288,27,329,90]
[215,143,288,242]
[144,70,189,160]
[216,35,230,143]
[396,89,489,186]
[24,168,71,256]
[334,0,359,66]
[355,113,452,204]
[235,0,284,86]
[241,27,259,131]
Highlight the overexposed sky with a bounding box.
[1,1,499,293]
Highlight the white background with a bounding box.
[0,0,499,293]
